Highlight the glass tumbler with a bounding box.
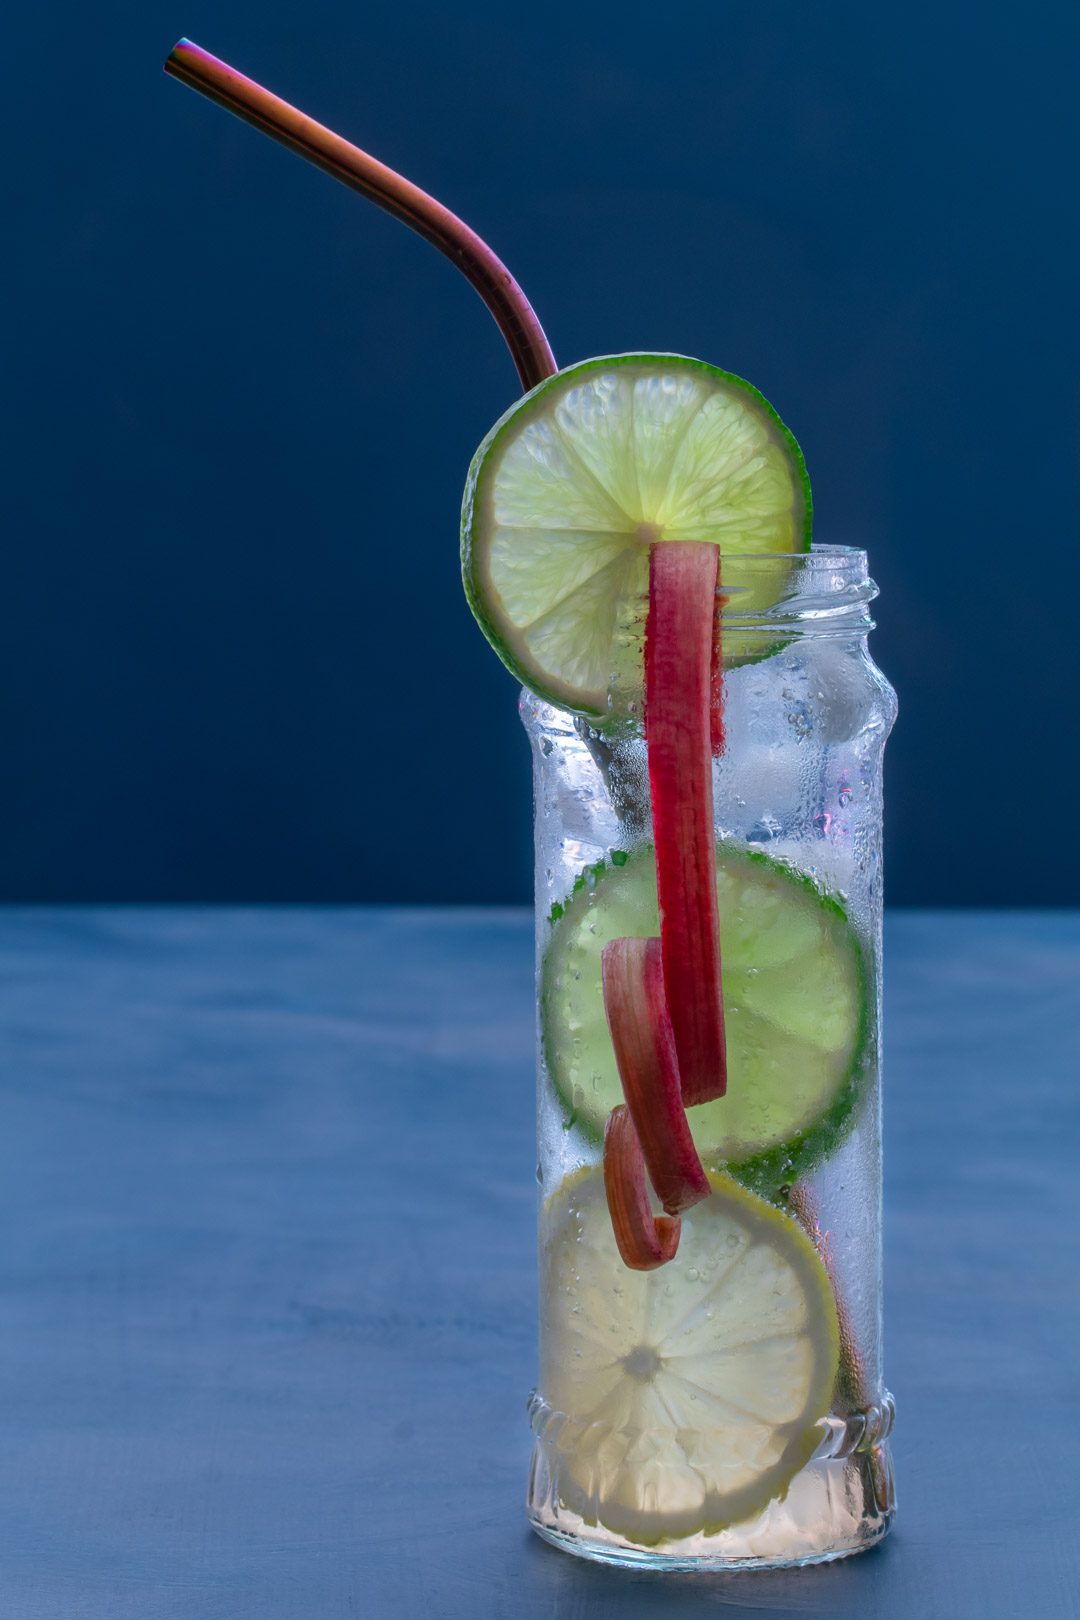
[524,545,898,1570]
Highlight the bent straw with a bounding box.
[163,39,557,392]
[790,1182,890,1511]
[789,1182,869,1414]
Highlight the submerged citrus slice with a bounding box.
[540,1167,839,1543]
[543,844,867,1190]
[461,354,810,714]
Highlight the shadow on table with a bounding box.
[522,1530,897,1616]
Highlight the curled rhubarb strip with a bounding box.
[645,541,727,1105]
[601,936,710,1216]
[603,1105,681,1270]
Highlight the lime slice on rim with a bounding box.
[543,843,868,1191]
[461,354,811,715]
[540,1166,839,1543]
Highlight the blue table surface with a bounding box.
[1,908,1077,1620]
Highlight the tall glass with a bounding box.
[524,546,897,1570]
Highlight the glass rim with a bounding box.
[712,543,868,566]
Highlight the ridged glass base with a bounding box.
[526,1394,895,1572]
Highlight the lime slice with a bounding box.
[540,1166,839,1543]
[543,844,867,1190]
[461,354,810,714]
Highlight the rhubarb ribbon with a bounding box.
[645,542,728,1107]
[602,1105,681,1270]
[602,541,728,1268]
[602,936,710,1216]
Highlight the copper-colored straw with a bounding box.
[164,39,557,392]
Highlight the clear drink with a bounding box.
[525,547,897,1568]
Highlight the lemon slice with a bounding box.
[461,354,810,714]
[539,1167,839,1544]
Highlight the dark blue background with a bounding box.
[6,2,1078,903]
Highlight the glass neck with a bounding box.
[716,545,877,642]
[611,546,878,671]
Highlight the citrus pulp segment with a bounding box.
[462,354,811,714]
[543,844,868,1189]
[539,1167,840,1543]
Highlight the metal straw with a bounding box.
[164,40,557,391]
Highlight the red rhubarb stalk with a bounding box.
[602,936,710,1215]
[603,1106,681,1271]
[645,542,727,1105]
